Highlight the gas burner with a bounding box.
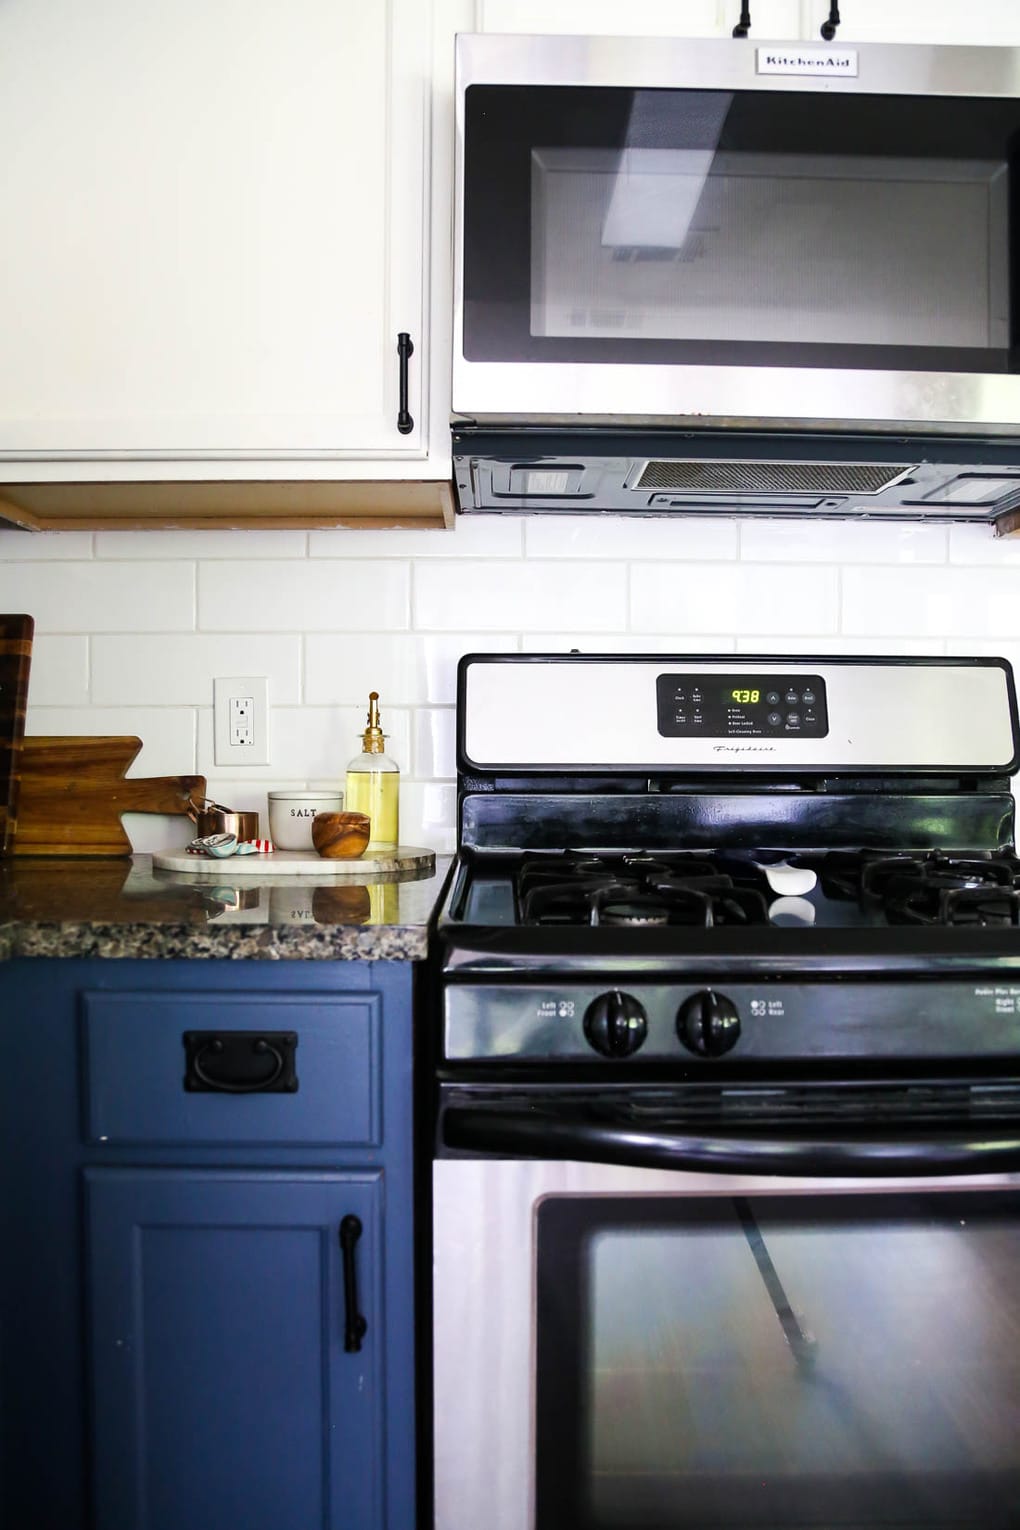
[515,852,770,928]
[817,849,1020,926]
[598,898,671,927]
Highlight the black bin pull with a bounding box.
[183,1031,299,1093]
[340,1215,368,1352]
[397,331,414,434]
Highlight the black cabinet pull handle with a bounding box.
[183,1031,298,1093]
[397,331,414,434]
[339,1215,368,1352]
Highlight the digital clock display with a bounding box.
[656,672,829,739]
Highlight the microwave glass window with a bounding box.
[534,1194,1020,1528]
[530,145,1007,352]
[463,86,1020,374]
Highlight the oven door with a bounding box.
[454,35,1020,433]
[434,1151,1020,1530]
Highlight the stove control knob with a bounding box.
[676,990,741,1057]
[583,990,648,1058]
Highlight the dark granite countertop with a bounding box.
[0,854,453,960]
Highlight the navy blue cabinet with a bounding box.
[0,959,416,1530]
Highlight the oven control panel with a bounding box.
[656,672,828,738]
[444,980,1020,1063]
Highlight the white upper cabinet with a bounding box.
[478,0,1020,47]
[0,0,434,478]
[793,1,1020,45]
[477,2,803,38]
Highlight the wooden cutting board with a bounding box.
[13,737,205,856]
[0,615,34,856]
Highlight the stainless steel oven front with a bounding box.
[454,33,1020,437]
[433,1155,1020,1530]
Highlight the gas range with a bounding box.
[433,656,1020,1147]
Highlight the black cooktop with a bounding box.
[450,848,1020,933]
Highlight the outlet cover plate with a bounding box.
[214,676,270,766]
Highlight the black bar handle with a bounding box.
[339,1215,368,1353]
[732,3,751,37]
[820,3,841,40]
[443,1106,1020,1178]
[397,331,414,434]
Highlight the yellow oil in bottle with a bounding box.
[345,691,400,853]
[344,767,399,852]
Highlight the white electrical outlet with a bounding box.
[214,677,270,765]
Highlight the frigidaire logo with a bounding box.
[756,47,858,77]
[712,744,777,754]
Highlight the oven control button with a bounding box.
[676,990,741,1057]
[583,990,648,1057]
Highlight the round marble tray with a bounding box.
[152,845,435,878]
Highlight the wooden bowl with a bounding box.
[311,810,371,859]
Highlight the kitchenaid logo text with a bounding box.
[712,744,776,754]
[756,47,857,77]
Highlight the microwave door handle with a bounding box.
[441,1106,1020,1178]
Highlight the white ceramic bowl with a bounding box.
[267,790,344,850]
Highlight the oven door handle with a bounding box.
[442,1106,1020,1177]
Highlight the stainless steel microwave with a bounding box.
[452,34,1020,523]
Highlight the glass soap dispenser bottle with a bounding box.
[345,691,399,852]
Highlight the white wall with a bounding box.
[3,513,1019,854]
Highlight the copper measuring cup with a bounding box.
[188,797,260,842]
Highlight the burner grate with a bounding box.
[820,849,1020,926]
[515,851,770,928]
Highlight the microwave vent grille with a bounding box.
[636,460,913,497]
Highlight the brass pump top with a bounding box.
[360,691,387,754]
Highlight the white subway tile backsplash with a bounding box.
[739,520,948,565]
[25,636,90,705]
[735,635,945,656]
[120,812,197,854]
[93,634,302,705]
[632,562,838,634]
[306,633,513,706]
[96,529,309,560]
[309,516,524,559]
[0,561,194,632]
[197,704,411,785]
[16,507,1020,850]
[949,524,1020,566]
[842,566,1020,637]
[24,706,198,775]
[525,516,737,561]
[0,530,93,559]
[415,560,626,631]
[198,559,410,632]
[413,708,456,779]
[523,633,738,653]
[400,780,457,855]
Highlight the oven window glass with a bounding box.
[535,1193,1020,1528]
[463,87,1020,373]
